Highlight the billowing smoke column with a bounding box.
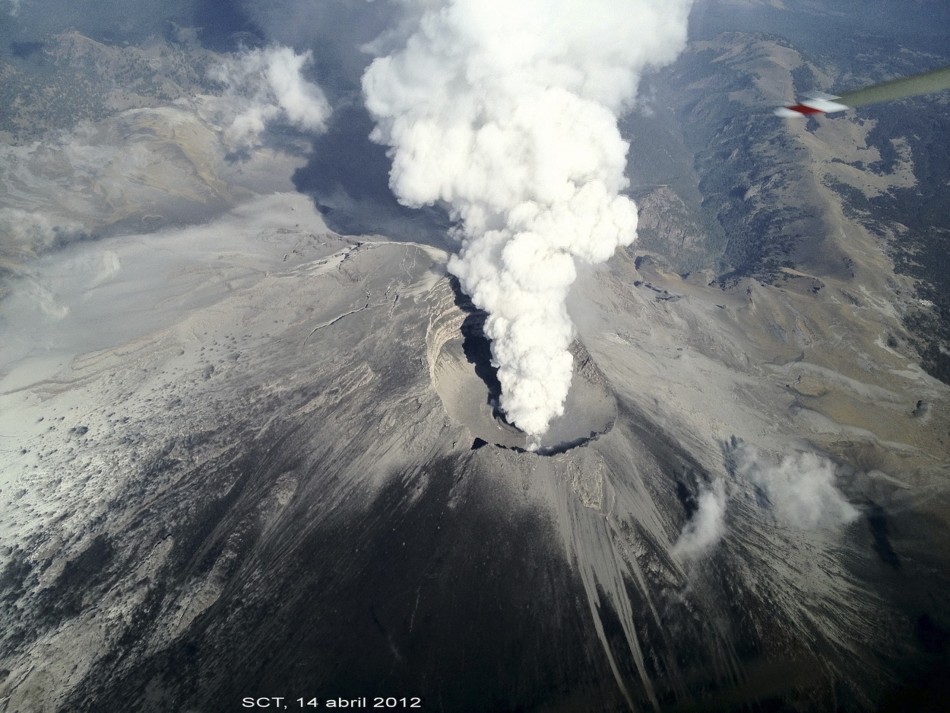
[363,0,692,441]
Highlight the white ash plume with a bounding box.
[362,0,692,439]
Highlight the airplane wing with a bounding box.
[776,65,950,117]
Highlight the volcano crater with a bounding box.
[428,279,616,454]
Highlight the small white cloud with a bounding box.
[208,46,331,149]
[732,443,859,530]
[636,82,658,117]
[673,479,727,559]
[0,208,85,259]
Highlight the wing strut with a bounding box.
[776,65,950,117]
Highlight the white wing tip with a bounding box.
[803,96,849,113]
[775,95,850,117]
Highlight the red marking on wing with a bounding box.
[785,103,824,116]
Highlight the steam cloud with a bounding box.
[673,439,860,560]
[209,46,331,149]
[362,0,692,439]
[0,208,84,263]
[673,479,727,559]
[733,443,859,529]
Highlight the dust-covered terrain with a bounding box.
[1,2,949,712]
[2,191,947,712]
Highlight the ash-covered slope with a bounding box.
[2,197,947,711]
[626,12,950,384]
[2,3,948,711]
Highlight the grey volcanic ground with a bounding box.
[2,193,948,712]
[1,2,950,712]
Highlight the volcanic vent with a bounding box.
[428,279,616,453]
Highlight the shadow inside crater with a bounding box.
[438,277,616,456]
[449,277,506,418]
